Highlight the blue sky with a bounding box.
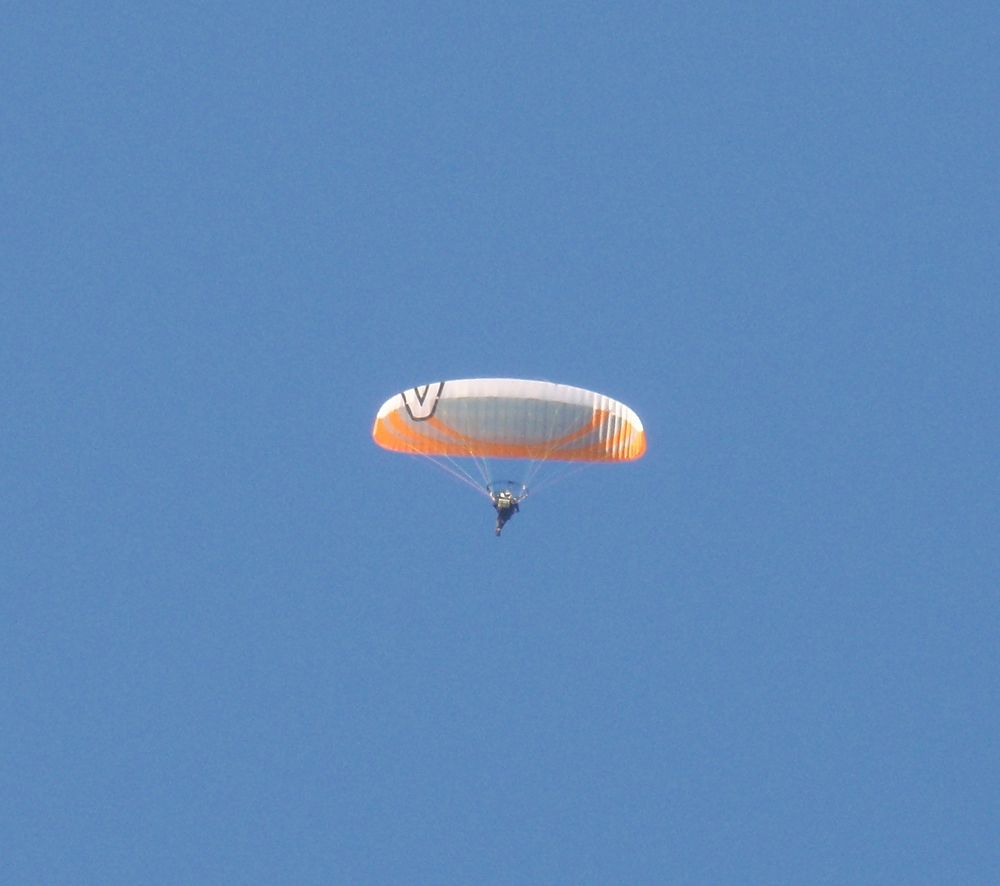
[3,3,998,883]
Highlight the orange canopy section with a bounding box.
[372,378,646,462]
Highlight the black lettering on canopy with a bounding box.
[402,381,445,421]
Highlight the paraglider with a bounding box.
[372,378,646,536]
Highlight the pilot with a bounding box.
[491,489,520,536]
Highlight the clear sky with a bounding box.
[3,3,998,884]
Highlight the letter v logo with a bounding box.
[401,381,445,421]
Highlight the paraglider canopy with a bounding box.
[372,378,645,462]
